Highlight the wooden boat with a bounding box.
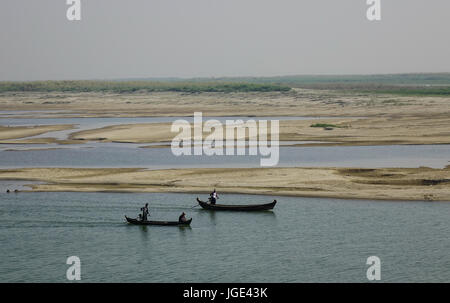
[196,198,276,211]
[125,216,192,226]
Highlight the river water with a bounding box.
[1,192,449,282]
[1,143,449,169]
[0,114,449,282]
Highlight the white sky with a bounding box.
[1,0,449,81]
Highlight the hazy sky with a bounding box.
[1,0,450,81]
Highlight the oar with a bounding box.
[190,204,200,209]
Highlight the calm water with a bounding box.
[1,143,449,169]
[0,192,449,282]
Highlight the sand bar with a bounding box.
[1,167,449,201]
[1,90,449,118]
[67,114,450,146]
[0,124,74,141]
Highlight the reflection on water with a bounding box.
[138,225,149,236]
[1,192,449,282]
[207,209,217,226]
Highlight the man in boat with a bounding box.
[209,189,219,205]
[140,203,149,221]
[179,212,187,223]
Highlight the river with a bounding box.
[1,192,450,282]
[0,114,449,283]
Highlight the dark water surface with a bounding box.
[1,192,449,282]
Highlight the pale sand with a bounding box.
[0,138,85,145]
[1,90,449,118]
[1,167,449,201]
[1,90,450,146]
[67,114,450,146]
[0,125,74,141]
[1,91,449,202]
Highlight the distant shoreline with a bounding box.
[1,73,450,96]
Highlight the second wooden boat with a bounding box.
[125,216,192,226]
[196,198,276,211]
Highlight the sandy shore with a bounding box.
[1,90,449,202]
[66,114,450,146]
[2,113,449,146]
[1,90,449,118]
[1,90,450,146]
[0,124,74,141]
[1,167,449,201]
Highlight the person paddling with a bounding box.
[209,189,219,205]
[140,203,149,221]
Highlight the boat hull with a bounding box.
[125,216,192,226]
[196,198,276,211]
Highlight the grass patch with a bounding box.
[0,80,291,94]
[207,73,450,86]
[310,123,343,129]
[2,73,449,96]
[360,86,450,96]
[200,73,450,96]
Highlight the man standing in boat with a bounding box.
[140,203,149,221]
[210,189,219,205]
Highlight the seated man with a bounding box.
[179,212,187,223]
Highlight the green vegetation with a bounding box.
[1,73,449,96]
[0,80,291,93]
[203,73,450,86]
[192,73,450,96]
[310,123,343,129]
[358,86,450,96]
